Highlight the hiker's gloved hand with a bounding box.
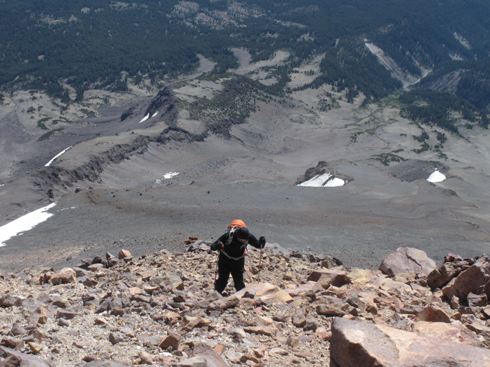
[259,236,266,248]
[210,242,223,251]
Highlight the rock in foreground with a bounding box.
[379,247,436,277]
[0,246,489,366]
[330,318,490,367]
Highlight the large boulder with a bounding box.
[379,247,436,277]
[427,261,468,289]
[45,268,77,285]
[442,259,490,301]
[0,346,53,366]
[330,318,490,367]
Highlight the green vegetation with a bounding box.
[37,128,63,141]
[399,91,480,133]
[190,76,273,133]
[0,0,489,130]
[37,117,50,130]
[373,152,407,166]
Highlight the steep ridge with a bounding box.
[33,88,182,198]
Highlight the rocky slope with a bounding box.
[1,243,490,366]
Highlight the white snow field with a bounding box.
[427,170,447,183]
[297,173,345,188]
[138,113,150,123]
[163,172,180,180]
[44,146,72,167]
[0,203,56,247]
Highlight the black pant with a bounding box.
[215,256,245,294]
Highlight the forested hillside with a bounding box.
[0,0,489,127]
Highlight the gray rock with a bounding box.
[0,295,23,308]
[181,343,229,367]
[84,362,130,367]
[108,332,124,345]
[379,247,436,277]
[0,346,52,366]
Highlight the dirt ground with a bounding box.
[1,52,489,272]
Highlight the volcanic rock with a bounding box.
[0,346,52,366]
[159,332,181,351]
[48,267,77,285]
[379,247,436,277]
[415,306,451,323]
[330,318,490,366]
[442,261,490,301]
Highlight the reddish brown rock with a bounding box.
[379,247,436,277]
[209,295,239,310]
[316,296,346,317]
[56,310,78,320]
[159,332,181,351]
[416,306,451,323]
[244,326,276,336]
[427,262,466,289]
[0,338,23,349]
[307,268,351,288]
[442,263,490,301]
[118,249,132,259]
[330,318,490,367]
[49,268,77,285]
[235,283,293,304]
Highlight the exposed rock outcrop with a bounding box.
[157,127,206,144]
[143,87,178,126]
[330,318,490,367]
[35,136,151,194]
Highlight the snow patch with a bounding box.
[427,170,446,183]
[0,203,56,247]
[138,113,150,123]
[324,177,345,187]
[152,111,159,118]
[163,172,180,180]
[453,32,471,50]
[44,146,72,167]
[297,173,346,188]
[449,53,464,61]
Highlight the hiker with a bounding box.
[210,219,266,294]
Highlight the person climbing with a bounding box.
[210,219,266,294]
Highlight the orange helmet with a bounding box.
[228,219,247,229]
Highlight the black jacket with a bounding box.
[211,231,264,260]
